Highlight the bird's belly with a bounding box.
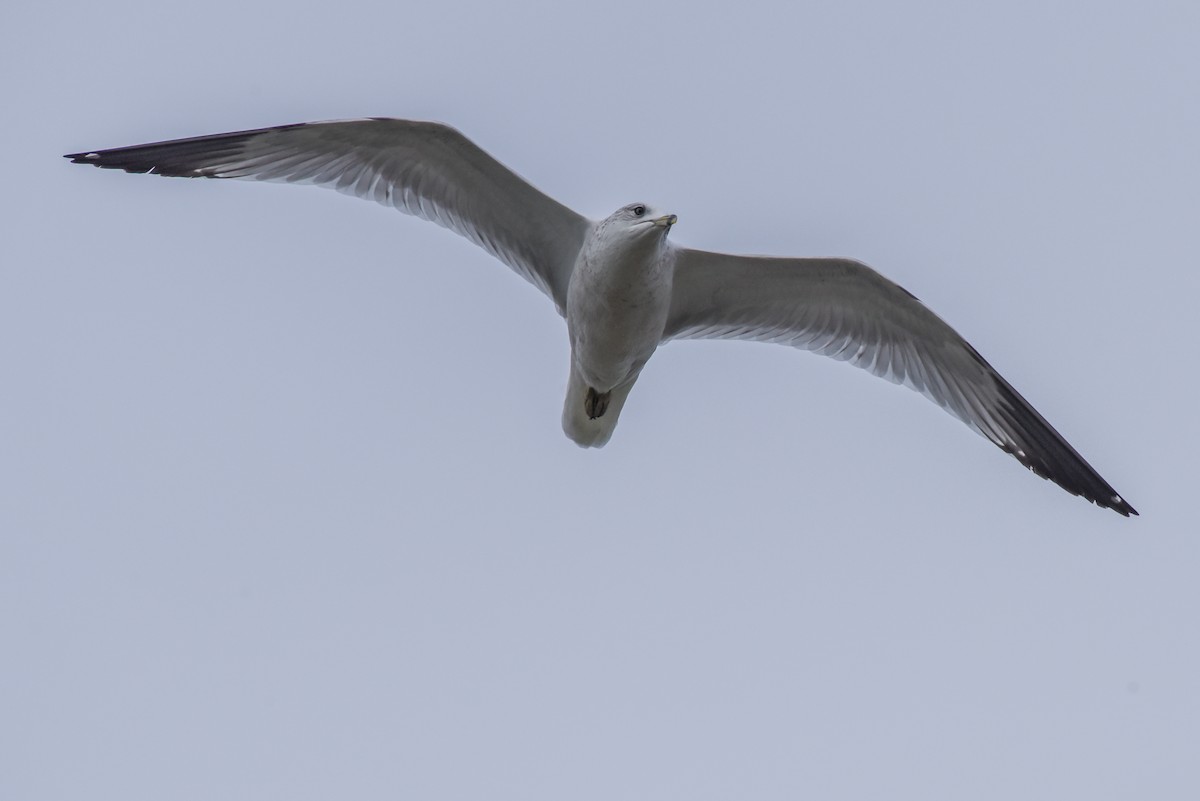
[566,242,673,391]
[568,294,667,391]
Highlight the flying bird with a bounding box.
[66,118,1137,516]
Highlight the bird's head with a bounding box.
[584,203,678,266]
[603,202,677,239]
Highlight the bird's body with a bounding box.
[565,207,675,446]
[66,117,1137,515]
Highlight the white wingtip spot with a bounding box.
[1113,495,1123,503]
[85,153,100,159]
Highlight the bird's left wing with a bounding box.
[663,247,1136,515]
[66,118,592,313]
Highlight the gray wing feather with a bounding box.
[664,247,1136,516]
[66,118,592,312]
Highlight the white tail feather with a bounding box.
[561,364,639,448]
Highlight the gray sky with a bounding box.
[4,0,1198,798]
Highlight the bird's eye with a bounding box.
[633,205,646,217]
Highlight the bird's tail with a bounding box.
[561,364,638,448]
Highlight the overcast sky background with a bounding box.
[4,1,1198,799]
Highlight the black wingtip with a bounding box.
[64,148,161,173]
[62,127,277,176]
[1110,496,1139,518]
[989,376,1138,518]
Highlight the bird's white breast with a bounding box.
[565,234,674,391]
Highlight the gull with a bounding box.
[66,118,1137,516]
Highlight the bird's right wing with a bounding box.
[66,118,593,313]
[663,247,1136,515]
